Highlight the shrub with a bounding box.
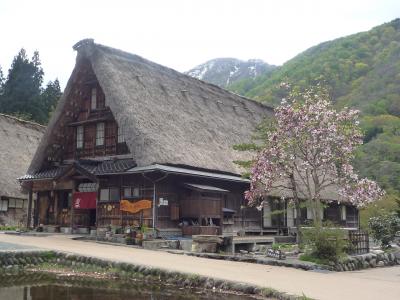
[368,212,400,249]
[300,223,348,263]
[0,225,18,231]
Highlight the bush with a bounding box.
[0,225,18,231]
[300,223,348,263]
[368,212,400,249]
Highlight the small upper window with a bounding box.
[8,198,16,208]
[99,188,120,202]
[96,122,105,146]
[76,126,84,149]
[91,87,97,110]
[118,125,126,143]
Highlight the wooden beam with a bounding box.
[26,188,33,229]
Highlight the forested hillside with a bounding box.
[228,19,400,199]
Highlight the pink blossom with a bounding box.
[245,87,384,209]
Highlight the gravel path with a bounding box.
[0,233,399,300]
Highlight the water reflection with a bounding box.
[0,272,253,300]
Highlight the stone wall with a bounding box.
[333,251,400,271]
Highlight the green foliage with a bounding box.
[0,49,61,124]
[368,212,400,249]
[0,225,18,231]
[300,223,348,263]
[271,243,296,251]
[230,19,400,201]
[41,79,62,120]
[360,193,399,229]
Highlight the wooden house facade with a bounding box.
[19,39,273,236]
[20,39,359,236]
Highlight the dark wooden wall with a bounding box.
[44,60,129,164]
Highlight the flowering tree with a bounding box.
[245,86,384,228]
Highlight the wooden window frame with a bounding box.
[91,87,97,110]
[0,199,8,212]
[99,188,120,202]
[76,126,84,149]
[117,125,126,144]
[96,122,105,146]
[8,198,16,208]
[122,186,140,199]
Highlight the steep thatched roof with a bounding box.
[28,39,273,175]
[0,114,44,198]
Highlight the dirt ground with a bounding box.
[1,233,399,300]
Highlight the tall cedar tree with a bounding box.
[41,79,62,121]
[0,49,61,124]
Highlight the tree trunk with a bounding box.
[289,174,302,244]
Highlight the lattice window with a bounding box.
[99,188,120,202]
[76,126,84,149]
[118,124,126,143]
[96,122,105,146]
[0,200,8,211]
[91,87,97,110]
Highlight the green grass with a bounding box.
[299,253,331,266]
[271,243,297,251]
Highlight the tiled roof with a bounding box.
[19,158,136,181]
[19,167,67,181]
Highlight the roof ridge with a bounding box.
[0,113,46,131]
[87,41,273,111]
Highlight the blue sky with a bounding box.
[1,0,399,87]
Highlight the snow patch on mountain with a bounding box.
[185,58,276,88]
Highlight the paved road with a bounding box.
[0,238,40,251]
[0,233,399,300]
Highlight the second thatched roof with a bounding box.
[0,114,44,198]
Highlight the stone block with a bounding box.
[369,259,377,267]
[60,227,72,234]
[179,240,192,252]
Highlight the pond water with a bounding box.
[0,272,255,300]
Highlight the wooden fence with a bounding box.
[348,230,369,254]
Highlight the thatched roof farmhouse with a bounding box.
[20,40,358,234]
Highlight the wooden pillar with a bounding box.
[26,188,33,229]
[96,181,101,229]
[34,192,39,227]
[152,182,156,230]
[53,191,58,225]
[70,181,76,232]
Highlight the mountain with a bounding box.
[185,58,276,88]
[230,19,400,112]
[227,19,400,197]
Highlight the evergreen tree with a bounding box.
[0,66,4,96]
[41,79,62,122]
[0,49,46,123]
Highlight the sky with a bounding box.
[0,0,399,88]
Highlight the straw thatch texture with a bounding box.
[29,40,273,175]
[0,114,44,198]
